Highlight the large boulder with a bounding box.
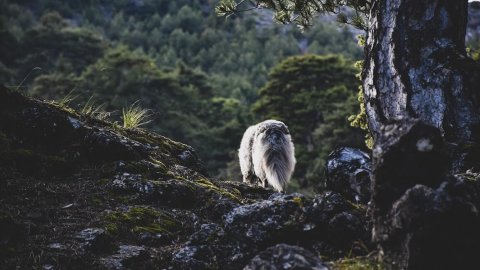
[304,191,370,257]
[371,119,480,269]
[325,147,372,204]
[224,193,306,245]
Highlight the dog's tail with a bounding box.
[262,132,295,192]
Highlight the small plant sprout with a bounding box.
[122,101,152,129]
[81,95,110,120]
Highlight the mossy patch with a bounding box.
[348,201,366,212]
[330,255,384,270]
[193,178,242,203]
[103,206,182,239]
[292,196,304,207]
[148,157,167,169]
[47,101,81,118]
[458,172,480,182]
[116,127,186,155]
[122,159,169,177]
[97,178,111,185]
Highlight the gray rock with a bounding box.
[244,244,328,270]
[47,243,67,250]
[111,174,196,208]
[304,191,369,256]
[172,223,248,269]
[42,264,55,270]
[325,147,371,204]
[172,245,213,270]
[101,245,149,270]
[75,228,111,253]
[305,191,353,226]
[224,193,305,244]
[188,223,225,245]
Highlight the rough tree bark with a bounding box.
[363,0,480,172]
[364,1,480,269]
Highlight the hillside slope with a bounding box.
[0,85,373,269]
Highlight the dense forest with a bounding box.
[0,0,366,192]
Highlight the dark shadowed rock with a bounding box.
[374,179,480,270]
[328,211,365,247]
[303,191,352,232]
[304,191,370,257]
[172,245,212,270]
[217,181,274,201]
[174,195,305,270]
[224,193,305,244]
[83,128,145,162]
[372,119,447,218]
[244,244,328,270]
[173,223,244,269]
[172,191,371,269]
[111,174,196,208]
[0,85,206,178]
[75,228,112,253]
[371,119,480,269]
[188,223,225,245]
[101,245,149,270]
[325,147,371,204]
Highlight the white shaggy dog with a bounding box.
[238,120,296,192]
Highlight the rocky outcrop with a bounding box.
[244,244,328,270]
[0,85,372,269]
[6,84,479,269]
[468,2,480,42]
[325,147,371,204]
[371,119,480,269]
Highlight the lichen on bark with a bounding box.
[363,0,480,165]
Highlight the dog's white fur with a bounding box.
[239,120,296,192]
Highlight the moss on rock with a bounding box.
[330,255,384,270]
[104,206,182,239]
[193,178,242,203]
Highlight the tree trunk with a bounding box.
[363,0,480,171]
[365,1,480,268]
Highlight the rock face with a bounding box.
[6,84,479,269]
[0,85,372,269]
[325,147,372,204]
[244,244,328,270]
[223,193,306,245]
[468,2,480,42]
[172,192,370,269]
[75,228,112,253]
[372,119,480,269]
[101,245,149,270]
